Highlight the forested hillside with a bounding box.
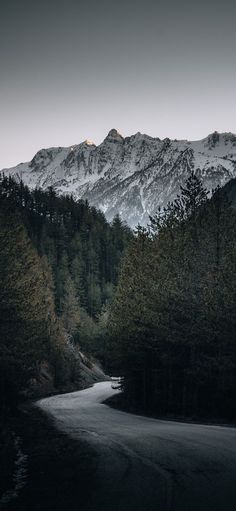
[1,171,236,421]
[108,173,236,420]
[0,175,132,404]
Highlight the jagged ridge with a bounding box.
[2,130,236,227]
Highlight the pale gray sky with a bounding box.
[1,0,236,168]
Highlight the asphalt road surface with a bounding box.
[38,382,236,511]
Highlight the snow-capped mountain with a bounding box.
[2,129,236,227]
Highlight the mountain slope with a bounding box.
[2,130,236,227]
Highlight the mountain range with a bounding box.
[2,129,236,227]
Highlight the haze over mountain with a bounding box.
[2,130,236,227]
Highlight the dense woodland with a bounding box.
[1,172,236,420]
[0,175,131,405]
[108,173,236,420]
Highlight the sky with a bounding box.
[1,0,236,168]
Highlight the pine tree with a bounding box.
[60,276,81,337]
[0,206,62,402]
[176,171,209,219]
[108,173,236,418]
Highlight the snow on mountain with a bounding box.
[2,130,236,227]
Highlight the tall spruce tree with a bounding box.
[0,205,64,403]
[108,173,236,419]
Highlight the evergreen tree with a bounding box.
[0,175,132,400]
[108,173,236,419]
[0,205,63,403]
[60,276,81,337]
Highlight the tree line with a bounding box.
[0,175,132,405]
[108,173,236,420]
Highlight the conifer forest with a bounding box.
[0,175,132,404]
[1,173,236,420]
[2,1,236,509]
[1,172,236,511]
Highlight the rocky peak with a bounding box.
[105,129,124,143]
[84,139,96,147]
[3,130,236,228]
[205,131,220,148]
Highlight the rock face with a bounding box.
[2,130,236,227]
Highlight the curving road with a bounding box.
[38,381,236,511]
